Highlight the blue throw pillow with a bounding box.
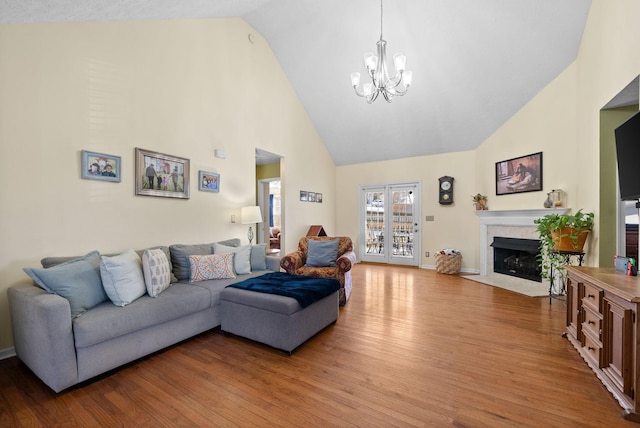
[306,239,339,267]
[251,243,267,271]
[23,250,108,318]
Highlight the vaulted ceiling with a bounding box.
[1,0,592,165]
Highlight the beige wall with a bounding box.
[0,18,335,350]
[336,0,640,271]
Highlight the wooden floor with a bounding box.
[0,264,636,427]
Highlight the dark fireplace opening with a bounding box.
[491,237,542,282]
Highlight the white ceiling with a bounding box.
[0,0,592,166]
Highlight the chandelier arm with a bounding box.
[352,86,365,97]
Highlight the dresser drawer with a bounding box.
[582,333,602,367]
[581,305,602,340]
[582,283,603,312]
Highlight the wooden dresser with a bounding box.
[566,266,640,422]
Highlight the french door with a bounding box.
[360,182,420,266]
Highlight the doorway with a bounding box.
[256,148,283,253]
[360,182,421,266]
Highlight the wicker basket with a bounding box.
[435,253,462,274]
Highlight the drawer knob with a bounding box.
[588,346,595,351]
[588,320,595,325]
[588,294,595,299]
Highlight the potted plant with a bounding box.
[472,193,488,210]
[533,209,594,280]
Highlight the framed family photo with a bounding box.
[81,150,121,182]
[135,148,190,199]
[198,171,220,193]
[495,152,543,196]
[300,191,308,202]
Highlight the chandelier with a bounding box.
[350,0,412,103]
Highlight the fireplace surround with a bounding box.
[476,208,568,277]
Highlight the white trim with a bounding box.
[475,208,569,276]
[0,347,16,360]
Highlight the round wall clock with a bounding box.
[439,176,454,205]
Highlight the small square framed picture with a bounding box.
[316,193,323,203]
[81,150,121,182]
[300,191,308,201]
[308,192,316,202]
[199,171,220,192]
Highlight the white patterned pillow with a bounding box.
[142,248,172,297]
[189,253,235,282]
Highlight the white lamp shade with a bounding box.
[402,70,413,86]
[241,206,263,224]
[393,53,406,71]
[364,53,377,71]
[350,72,361,87]
[363,83,373,97]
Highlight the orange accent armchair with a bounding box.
[280,236,357,306]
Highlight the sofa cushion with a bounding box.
[189,254,235,281]
[72,283,211,348]
[306,238,339,267]
[192,270,274,308]
[100,250,147,307]
[142,249,172,297]
[23,250,108,318]
[214,243,252,274]
[251,244,267,271]
[170,239,240,281]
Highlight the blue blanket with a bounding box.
[226,272,340,308]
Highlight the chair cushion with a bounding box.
[306,238,339,267]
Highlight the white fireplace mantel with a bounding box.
[476,208,569,275]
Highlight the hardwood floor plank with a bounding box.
[0,264,637,426]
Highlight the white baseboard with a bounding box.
[0,347,16,360]
[420,264,479,275]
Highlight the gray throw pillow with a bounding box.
[306,238,339,267]
[23,250,108,318]
[251,243,267,271]
[169,243,215,281]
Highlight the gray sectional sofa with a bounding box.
[8,239,280,393]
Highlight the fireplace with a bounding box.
[491,237,541,282]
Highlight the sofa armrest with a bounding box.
[337,251,357,273]
[265,255,281,272]
[8,284,78,393]
[280,251,305,273]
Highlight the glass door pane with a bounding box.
[360,183,420,266]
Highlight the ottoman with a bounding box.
[220,283,339,354]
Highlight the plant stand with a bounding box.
[549,250,584,304]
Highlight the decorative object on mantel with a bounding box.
[350,0,412,103]
[435,249,462,275]
[544,189,565,208]
[534,209,594,281]
[472,193,488,210]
